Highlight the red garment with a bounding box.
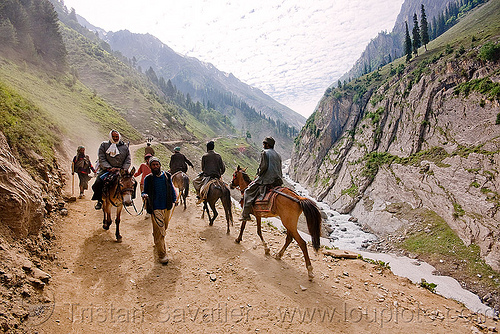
[134,162,151,185]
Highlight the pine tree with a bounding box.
[420,4,429,51]
[68,7,77,22]
[405,21,412,62]
[0,19,17,47]
[431,16,437,40]
[412,13,421,56]
[29,0,67,69]
[145,66,158,85]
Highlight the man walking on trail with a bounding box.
[193,141,225,202]
[72,146,96,198]
[240,136,283,222]
[169,146,193,174]
[142,157,177,264]
[92,130,132,210]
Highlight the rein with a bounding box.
[271,188,300,203]
[106,176,143,215]
[123,197,145,216]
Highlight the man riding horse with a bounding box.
[92,130,133,210]
[169,146,193,174]
[193,141,225,203]
[240,136,283,222]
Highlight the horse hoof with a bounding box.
[264,248,271,256]
[307,266,314,281]
[103,224,110,230]
[235,238,241,244]
[116,237,122,243]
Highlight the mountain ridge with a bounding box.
[291,0,500,310]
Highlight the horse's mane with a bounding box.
[241,170,252,183]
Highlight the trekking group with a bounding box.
[74,130,282,265]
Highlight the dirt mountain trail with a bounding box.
[29,146,496,333]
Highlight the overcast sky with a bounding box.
[62,0,404,118]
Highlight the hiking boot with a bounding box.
[94,201,102,210]
[159,256,169,265]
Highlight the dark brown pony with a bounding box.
[172,171,189,210]
[200,179,233,234]
[230,166,321,280]
[101,167,136,242]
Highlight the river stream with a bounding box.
[280,160,493,315]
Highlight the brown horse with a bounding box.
[230,166,322,280]
[101,167,136,242]
[171,171,189,210]
[200,178,233,234]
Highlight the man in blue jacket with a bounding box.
[142,157,177,264]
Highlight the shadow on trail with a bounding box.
[136,259,181,322]
[200,221,347,318]
[74,228,133,296]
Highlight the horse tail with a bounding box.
[299,198,321,251]
[222,185,233,222]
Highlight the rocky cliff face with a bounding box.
[291,55,500,270]
[0,131,65,238]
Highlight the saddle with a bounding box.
[171,171,182,179]
[200,178,225,200]
[252,186,286,215]
[101,172,119,194]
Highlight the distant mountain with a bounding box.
[103,30,306,130]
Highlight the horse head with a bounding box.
[230,166,241,189]
[230,165,249,190]
[119,167,136,206]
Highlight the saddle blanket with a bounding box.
[200,178,225,200]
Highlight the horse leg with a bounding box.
[201,201,206,219]
[115,205,122,242]
[256,217,270,255]
[276,231,293,259]
[290,229,314,281]
[182,191,187,211]
[209,200,218,226]
[102,202,111,230]
[235,220,246,243]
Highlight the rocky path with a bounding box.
[25,188,497,333]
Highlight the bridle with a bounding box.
[230,169,249,197]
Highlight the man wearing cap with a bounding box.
[92,130,132,210]
[193,141,225,200]
[142,157,177,264]
[240,137,283,222]
[169,146,194,174]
